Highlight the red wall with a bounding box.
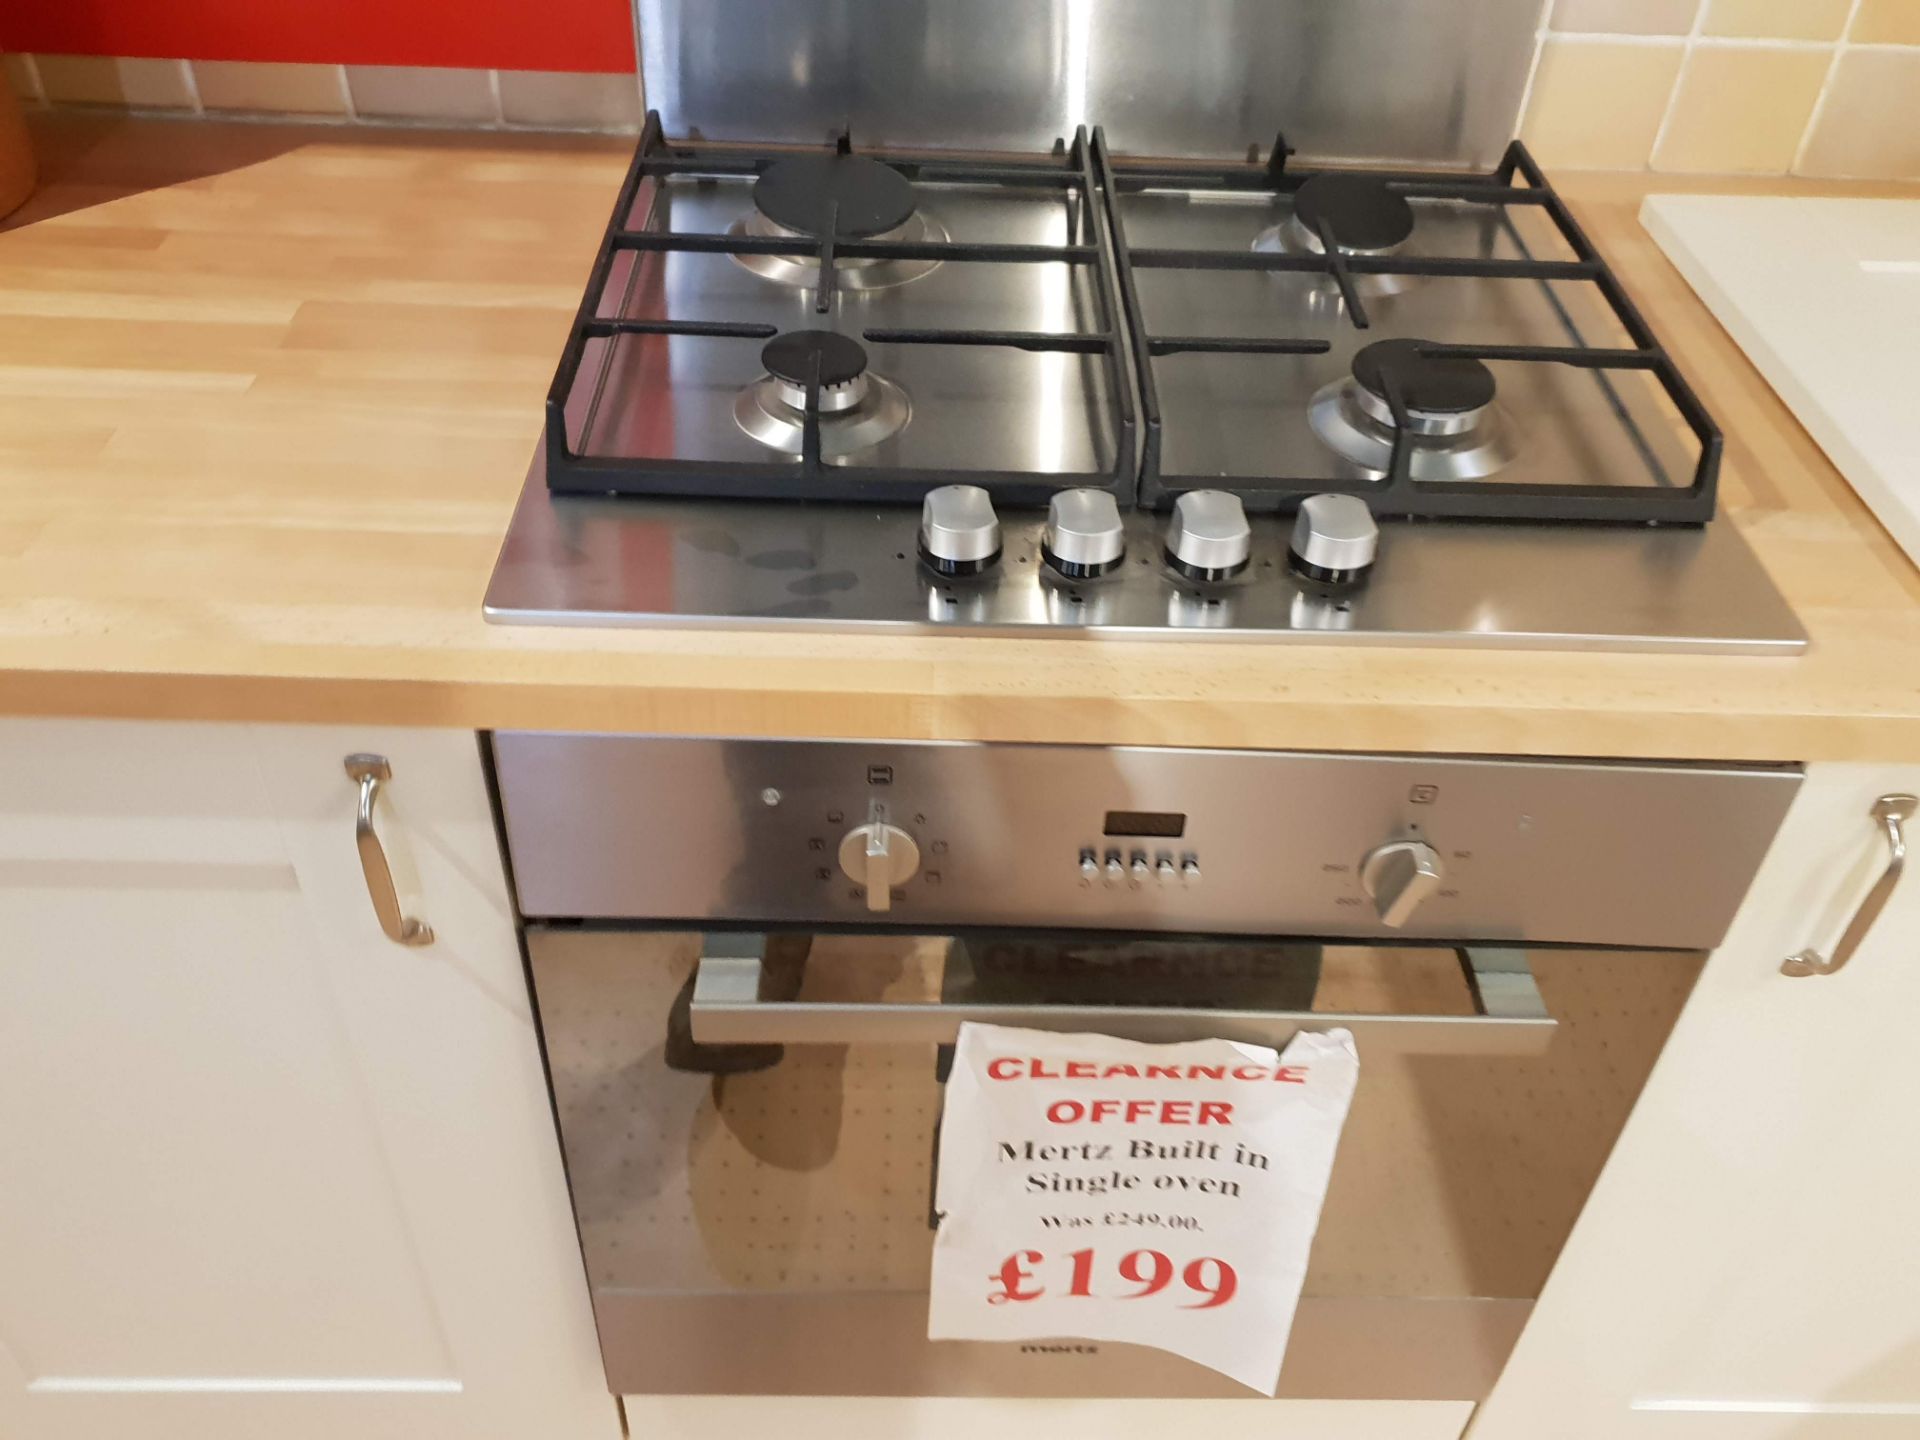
[0,0,636,74]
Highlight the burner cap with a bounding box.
[1293,174,1415,254]
[753,154,917,239]
[762,330,869,390]
[1351,338,1495,417]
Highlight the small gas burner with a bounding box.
[1255,174,1419,301]
[733,329,911,459]
[1308,338,1518,481]
[727,153,950,292]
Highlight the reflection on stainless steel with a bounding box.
[1167,588,1236,629]
[926,582,995,625]
[485,454,1810,653]
[1042,578,1115,627]
[1291,591,1358,631]
[733,371,911,458]
[635,0,1541,165]
[727,209,951,292]
[1308,378,1521,481]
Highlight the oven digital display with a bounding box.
[1103,810,1187,838]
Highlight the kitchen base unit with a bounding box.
[1471,762,1920,1440]
[0,720,619,1440]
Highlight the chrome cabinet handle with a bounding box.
[1782,793,1915,977]
[344,754,434,947]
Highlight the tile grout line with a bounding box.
[1793,0,1865,173]
[19,53,47,105]
[1546,30,1907,51]
[488,68,506,128]
[179,58,205,116]
[1508,0,1559,144]
[1646,0,1711,169]
[336,63,359,123]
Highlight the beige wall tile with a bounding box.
[1553,0,1700,33]
[35,54,194,110]
[1705,0,1852,37]
[345,65,495,123]
[497,70,641,131]
[1655,45,1830,172]
[1521,39,1685,168]
[192,60,346,116]
[1851,0,1920,43]
[3,53,43,105]
[1798,49,1920,179]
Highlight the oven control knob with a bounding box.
[1165,490,1252,582]
[838,818,921,913]
[1358,839,1444,929]
[1044,488,1126,578]
[1289,494,1378,589]
[920,485,1001,577]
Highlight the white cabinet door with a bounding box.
[0,719,619,1440]
[1471,762,1920,1440]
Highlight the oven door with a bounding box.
[527,925,1693,1402]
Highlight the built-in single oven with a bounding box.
[491,734,1800,1402]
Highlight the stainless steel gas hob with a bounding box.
[484,118,1805,653]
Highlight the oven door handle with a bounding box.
[687,943,1555,1057]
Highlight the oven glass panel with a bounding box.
[528,930,1699,1399]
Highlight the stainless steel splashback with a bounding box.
[634,0,1546,164]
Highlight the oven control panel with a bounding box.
[493,733,1801,951]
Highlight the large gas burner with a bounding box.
[728,153,949,292]
[1254,174,1420,301]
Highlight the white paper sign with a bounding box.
[927,1022,1360,1394]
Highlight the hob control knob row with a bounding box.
[925,485,1382,594]
[1358,838,1444,929]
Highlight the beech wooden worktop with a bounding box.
[1,114,1916,760]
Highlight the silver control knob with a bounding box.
[919,484,1001,577]
[1157,858,1178,882]
[1289,494,1378,588]
[1358,839,1444,929]
[1104,855,1124,887]
[1164,490,1252,581]
[1182,859,1201,884]
[1043,488,1126,578]
[837,808,921,913]
[1080,854,1099,881]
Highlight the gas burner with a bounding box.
[733,329,911,459]
[727,153,949,293]
[1254,174,1418,301]
[1308,338,1519,481]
